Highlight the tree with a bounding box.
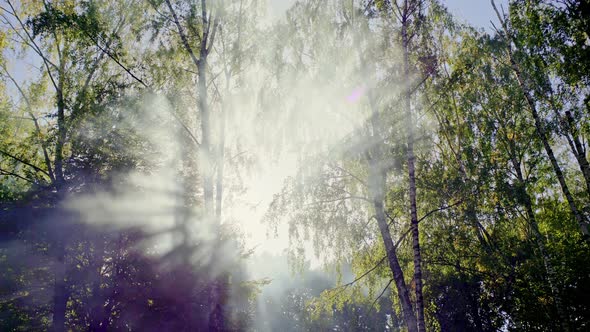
[491,0,590,238]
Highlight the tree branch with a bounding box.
[325,254,388,302]
[395,199,463,249]
[69,14,128,124]
[1,66,55,182]
[0,167,38,184]
[165,0,201,69]
[304,195,370,206]
[80,25,201,148]
[0,149,50,178]
[370,278,394,310]
[339,255,387,290]
[329,162,367,187]
[5,0,60,93]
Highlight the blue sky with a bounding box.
[268,0,509,31]
[445,0,509,31]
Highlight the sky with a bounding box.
[268,0,509,31]
[444,0,508,31]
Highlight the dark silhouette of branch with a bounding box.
[395,199,464,249]
[5,1,60,93]
[1,66,55,182]
[338,255,387,290]
[319,200,464,302]
[370,278,394,310]
[0,167,38,184]
[418,199,464,223]
[164,0,200,69]
[323,254,387,303]
[81,28,201,148]
[304,195,370,206]
[83,31,149,88]
[329,163,367,187]
[0,149,50,178]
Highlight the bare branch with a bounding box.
[69,14,128,124]
[370,278,394,310]
[165,0,200,69]
[206,16,219,55]
[5,0,60,93]
[304,195,370,206]
[417,199,464,224]
[394,199,464,249]
[329,162,367,187]
[0,148,50,178]
[1,66,55,182]
[0,167,38,184]
[326,254,387,301]
[77,20,201,148]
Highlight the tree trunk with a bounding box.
[54,94,66,186]
[198,59,213,217]
[366,82,418,331]
[51,242,67,332]
[88,237,111,332]
[195,2,225,329]
[215,84,228,222]
[52,43,68,332]
[401,10,426,332]
[563,110,590,199]
[54,68,66,186]
[368,163,419,332]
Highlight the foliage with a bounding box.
[1,0,590,331]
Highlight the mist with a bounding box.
[2,0,589,331]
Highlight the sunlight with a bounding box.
[1,0,587,331]
[228,153,297,252]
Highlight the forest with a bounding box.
[1,0,589,331]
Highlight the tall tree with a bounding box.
[491,0,590,238]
